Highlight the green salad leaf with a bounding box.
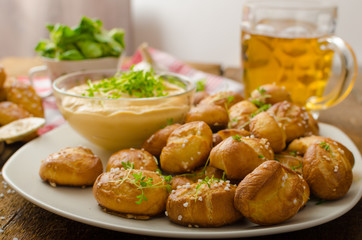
[35,16,125,60]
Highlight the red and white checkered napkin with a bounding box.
[16,76,65,135]
[18,48,244,135]
[122,47,244,94]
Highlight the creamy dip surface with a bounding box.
[59,80,193,150]
[67,80,185,99]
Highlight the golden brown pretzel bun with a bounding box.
[39,146,103,187]
[228,100,258,130]
[275,152,304,175]
[185,165,225,183]
[234,160,310,225]
[193,91,209,105]
[171,166,224,190]
[267,101,310,142]
[287,136,354,167]
[288,136,328,155]
[194,165,224,180]
[213,128,251,146]
[93,168,169,219]
[249,111,286,153]
[166,178,242,227]
[304,112,319,136]
[171,176,194,190]
[160,121,213,174]
[5,81,44,117]
[303,142,353,200]
[142,123,181,158]
[106,148,158,172]
[199,91,243,109]
[250,84,292,105]
[210,136,274,180]
[0,65,6,101]
[0,101,32,125]
[0,65,6,88]
[185,104,229,132]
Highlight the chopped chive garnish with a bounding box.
[232,135,242,142]
[319,142,331,151]
[84,65,168,98]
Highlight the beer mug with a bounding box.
[241,0,357,111]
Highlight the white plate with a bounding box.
[2,123,362,238]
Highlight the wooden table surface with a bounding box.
[0,57,361,240]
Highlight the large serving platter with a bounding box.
[2,122,362,238]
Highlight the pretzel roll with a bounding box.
[212,133,223,147]
[185,166,225,183]
[39,146,103,187]
[186,104,229,132]
[234,160,310,225]
[166,179,242,227]
[193,91,209,105]
[228,100,258,130]
[288,136,329,155]
[304,112,319,136]
[93,168,169,219]
[171,176,194,190]
[249,111,286,153]
[210,136,273,180]
[0,65,6,101]
[213,129,251,146]
[267,101,310,142]
[275,152,304,175]
[245,137,274,159]
[199,91,243,109]
[0,65,6,88]
[142,123,181,158]
[0,101,32,125]
[5,81,44,117]
[303,142,353,200]
[0,88,6,102]
[195,165,224,180]
[160,121,213,174]
[106,148,158,172]
[171,166,225,190]
[250,84,292,105]
[288,136,354,167]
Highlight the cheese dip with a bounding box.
[54,70,194,150]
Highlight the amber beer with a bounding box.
[242,30,334,107]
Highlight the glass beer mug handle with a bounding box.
[306,36,358,111]
[29,65,48,86]
[28,65,52,98]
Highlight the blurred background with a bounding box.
[0,0,360,67]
